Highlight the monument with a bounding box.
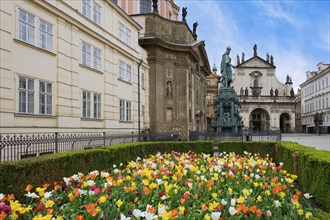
[212,46,244,134]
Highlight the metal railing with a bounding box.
[0,131,179,162]
[189,130,281,142]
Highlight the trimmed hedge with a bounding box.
[0,141,213,199]
[218,141,330,212]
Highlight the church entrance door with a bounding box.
[280,113,291,133]
[249,108,270,131]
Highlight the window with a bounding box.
[82,42,91,67]
[206,93,211,100]
[93,2,101,24]
[119,99,131,121]
[39,82,52,115]
[82,42,101,70]
[141,104,145,122]
[82,0,101,24]
[18,77,53,115]
[118,61,131,82]
[141,72,145,89]
[17,8,54,52]
[140,0,152,13]
[119,22,131,46]
[82,91,101,119]
[18,9,35,44]
[93,47,101,70]
[18,77,34,113]
[206,80,211,85]
[82,91,91,118]
[93,93,101,119]
[39,20,53,51]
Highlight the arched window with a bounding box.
[166,81,173,97]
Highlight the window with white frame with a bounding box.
[17,8,54,52]
[39,81,52,115]
[206,93,211,100]
[93,47,101,70]
[18,77,35,114]
[39,20,53,51]
[82,0,92,19]
[82,91,91,118]
[82,91,101,119]
[18,77,53,115]
[118,61,131,82]
[119,99,131,121]
[82,42,101,70]
[119,22,131,46]
[82,0,101,25]
[93,93,101,119]
[18,9,35,44]
[93,2,101,25]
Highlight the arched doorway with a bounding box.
[280,113,291,133]
[249,108,270,131]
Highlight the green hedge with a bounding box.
[218,141,330,211]
[0,141,213,199]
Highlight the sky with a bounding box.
[175,0,330,91]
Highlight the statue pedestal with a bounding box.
[212,87,244,135]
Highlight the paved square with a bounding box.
[282,134,330,151]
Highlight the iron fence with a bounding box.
[0,131,180,162]
[0,130,281,162]
[189,130,281,142]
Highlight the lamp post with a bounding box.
[137,59,143,142]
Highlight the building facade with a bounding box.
[295,89,302,132]
[115,0,179,21]
[131,13,211,139]
[300,63,330,133]
[232,45,296,132]
[206,65,220,131]
[0,0,149,133]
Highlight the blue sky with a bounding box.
[175,0,330,90]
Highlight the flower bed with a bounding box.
[0,151,313,219]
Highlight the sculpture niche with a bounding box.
[212,46,244,134]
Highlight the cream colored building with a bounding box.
[114,0,179,21]
[232,45,296,132]
[300,63,330,133]
[0,0,149,133]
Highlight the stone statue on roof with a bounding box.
[266,53,270,62]
[270,55,274,65]
[193,22,198,34]
[253,44,257,56]
[152,0,158,13]
[182,7,187,22]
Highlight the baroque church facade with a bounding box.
[232,45,296,132]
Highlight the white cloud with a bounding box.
[252,1,300,27]
[177,0,244,69]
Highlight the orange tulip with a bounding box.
[25,184,33,191]
[143,186,150,195]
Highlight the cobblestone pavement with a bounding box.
[281,133,330,151]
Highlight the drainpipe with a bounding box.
[138,59,143,142]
